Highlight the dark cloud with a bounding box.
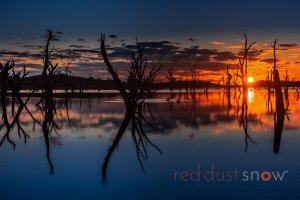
[187,48,218,55]
[19,44,44,49]
[260,58,279,64]
[0,38,246,76]
[188,37,195,42]
[0,47,82,62]
[173,42,181,46]
[105,41,238,72]
[0,49,42,59]
[238,50,263,61]
[108,34,119,39]
[54,31,64,35]
[279,43,298,47]
[69,45,87,48]
[50,52,80,60]
[77,38,85,42]
[109,41,178,59]
[212,51,237,61]
[70,48,99,54]
[51,38,60,41]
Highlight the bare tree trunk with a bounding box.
[100,34,130,106]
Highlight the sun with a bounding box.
[247,77,254,83]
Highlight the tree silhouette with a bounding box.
[100,34,162,185]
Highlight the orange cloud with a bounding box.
[209,41,225,45]
[224,45,243,50]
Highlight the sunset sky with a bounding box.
[1,0,300,82]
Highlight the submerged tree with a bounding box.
[0,61,14,126]
[36,30,60,174]
[165,67,176,99]
[237,34,256,152]
[100,34,162,185]
[284,69,289,98]
[238,34,256,89]
[271,39,285,154]
[265,70,273,114]
[225,65,233,116]
[0,61,35,149]
[190,65,198,99]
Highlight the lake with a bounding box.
[1,89,299,200]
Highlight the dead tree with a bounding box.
[177,75,183,100]
[233,64,240,91]
[265,70,273,114]
[165,67,176,99]
[284,69,289,98]
[237,34,256,152]
[225,65,232,114]
[225,65,232,90]
[38,30,60,174]
[238,34,256,89]
[190,65,198,99]
[271,39,285,154]
[0,61,14,126]
[9,65,30,114]
[62,59,72,95]
[0,63,34,149]
[100,34,162,185]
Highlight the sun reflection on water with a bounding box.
[248,88,254,104]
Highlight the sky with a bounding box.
[1,0,300,82]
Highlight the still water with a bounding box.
[0,89,299,200]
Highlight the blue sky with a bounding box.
[1,0,300,43]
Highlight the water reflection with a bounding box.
[0,89,299,183]
[248,87,254,104]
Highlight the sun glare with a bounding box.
[247,77,254,83]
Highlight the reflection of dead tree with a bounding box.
[100,34,162,185]
[240,90,256,152]
[296,88,300,101]
[0,98,32,149]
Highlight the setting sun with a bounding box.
[248,77,254,83]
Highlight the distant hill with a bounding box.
[9,74,300,91]
[19,74,119,90]
[15,74,220,90]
